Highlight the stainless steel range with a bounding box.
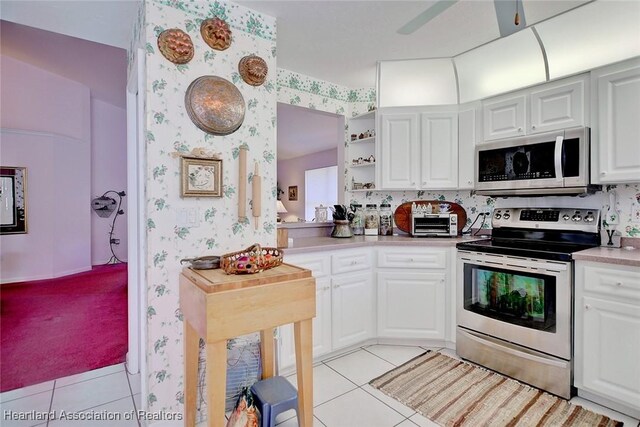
[456,207,600,399]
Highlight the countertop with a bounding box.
[573,246,640,267]
[282,234,489,255]
[277,222,333,229]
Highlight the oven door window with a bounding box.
[463,264,556,332]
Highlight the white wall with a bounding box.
[91,98,128,264]
[1,55,91,282]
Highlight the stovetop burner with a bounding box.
[457,207,601,261]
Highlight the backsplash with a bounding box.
[347,184,640,237]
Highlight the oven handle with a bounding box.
[459,255,568,272]
[460,328,568,369]
[554,135,565,180]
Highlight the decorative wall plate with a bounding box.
[200,17,232,51]
[238,55,268,86]
[157,28,194,64]
[185,76,245,135]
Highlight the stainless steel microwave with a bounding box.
[475,127,599,196]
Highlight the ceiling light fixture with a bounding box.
[514,0,521,26]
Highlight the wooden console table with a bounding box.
[180,264,316,427]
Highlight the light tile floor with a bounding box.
[1,345,638,427]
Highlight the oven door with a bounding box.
[457,250,571,359]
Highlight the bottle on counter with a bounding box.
[379,203,393,236]
[350,204,365,235]
[364,204,379,236]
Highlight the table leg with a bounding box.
[260,328,275,379]
[184,321,199,427]
[294,318,313,427]
[206,340,227,427]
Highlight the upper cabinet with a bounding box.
[482,74,588,142]
[458,103,481,190]
[590,58,640,184]
[379,108,458,190]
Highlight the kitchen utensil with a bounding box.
[200,17,232,50]
[184,76,245,135]
[180,255,220,269]
[238,146,247,222]
[252,162,261,229]
[157,28,194,64]
[239,55,269,86]
[605,191,620,226]
[394,200,467,235]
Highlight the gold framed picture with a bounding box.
[181,157,222,197]
[288,185,298,201]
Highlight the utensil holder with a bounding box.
[331,220,353,238]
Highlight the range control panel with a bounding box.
[492,208,600,232]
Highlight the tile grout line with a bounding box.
[124,371,141,427]
[45,380,56,427]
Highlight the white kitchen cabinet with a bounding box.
[482,74,588,142]
[347,110,377,191]
[376,247,448,341]
[590,58,640,184]
[377,271,445,339]
[482,94,526,141]
[529,76,586,134]
[332,271,375,348]
[280,249,374,371]
[420,112,458,189]
[379,109,458,190]
[574,261,640,417]
[458,103,481,190]
[379,112,419,189]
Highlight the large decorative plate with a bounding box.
[185,76,245,135]
[238,55,268,86]
[157,28,194,64]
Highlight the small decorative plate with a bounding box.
[200,17,232,51]
[157,28,194,64]
[185,76,245,135]
[238,55,268,86]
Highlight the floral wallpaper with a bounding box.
[141,0,276,419]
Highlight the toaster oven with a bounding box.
[411,213,458,237]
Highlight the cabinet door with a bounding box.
[529,77,585,134]
[332,271,374,349]
[377,272,446,339]
[420,112,458,189]
[458,105,479,189]
[592,59,640,183]
[380,113,419,189]
[575,296,640,410]
[278,276,332,371]
[482,95,526,141]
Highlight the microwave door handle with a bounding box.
[554,135,564,180]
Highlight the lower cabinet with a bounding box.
[280,249,374,371]
[377,271,445,339]
[574,261,640,415]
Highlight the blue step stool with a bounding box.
[250,376,299,427]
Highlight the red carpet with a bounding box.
[0,263,128,392]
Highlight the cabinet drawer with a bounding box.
[583,264,640,302]
[284,253,330,278]
[378,247,447,269]
[331,250,372,275]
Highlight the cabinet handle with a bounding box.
[467,180,473,185]
[412,182,416,186]
[351,260,357,265]
[585,304,591,310]
[518,127,523,132]
[615,281,622,287]
[601,171,607,176]
[334,284,340,289]
[422,182,426,186]
[409,258,414,262]
[531,125,536,130]
[324,286,331,291]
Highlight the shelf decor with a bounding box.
[200,17,232,51]
[157,28,194,64]
[181,156,222,197]
[238,55,268,86]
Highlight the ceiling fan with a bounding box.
[397,0,526,38]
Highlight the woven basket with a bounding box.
[220,244,283,274]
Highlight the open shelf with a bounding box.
[350,110,376,121]
[349,162,375,168]
[350,136,375,144]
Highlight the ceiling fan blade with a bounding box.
[397,0,459,35]
[494,0,526,38]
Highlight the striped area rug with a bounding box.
[370,351,623,427]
